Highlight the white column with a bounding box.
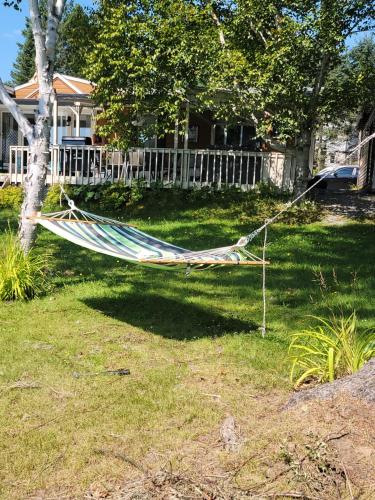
[173,118,179,183]
[210,124,216,146]
[183,102,189,150]
[173,118,179,149]
[52,98,58,145]
[72,102,81,137]
[52,99,59,180]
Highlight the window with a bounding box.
[74,114,92,138]
[335,167,355,178]
[214,124,225,146]
[188,125,199,143]
[227,126,241,147]
[330,153,335,163]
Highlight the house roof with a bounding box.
[14,73,94,99]
[4,84,14,96]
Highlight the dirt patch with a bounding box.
[81,395,374,499]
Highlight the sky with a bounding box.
[0,0,93,83]
[0,2,372,84]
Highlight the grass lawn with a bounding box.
[0,191,374,498]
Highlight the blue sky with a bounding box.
[0,2,371,84]
[0,0,93,83]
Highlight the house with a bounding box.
[1,73,98,171]
[0,73,297,191]
[357,107,375,191]
[314,123,358,171]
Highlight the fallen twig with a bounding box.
[94,447,148,475]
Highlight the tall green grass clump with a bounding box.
[289,313,375,387]
[0,230,49,301]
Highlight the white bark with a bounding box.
[0,79,33,143]
[210,8,226,48]
[4,0,67,252]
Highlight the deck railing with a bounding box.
[8,146,296,191]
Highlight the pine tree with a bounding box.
[10,1,94,86]
[10,19,35,85]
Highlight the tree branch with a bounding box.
[210,8,226,48]
[28,0,47,84]
[46,0,66,64]
[0,78,33,142]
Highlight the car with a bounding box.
[308,165,359,190]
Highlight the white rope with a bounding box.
[237,169,335,247]
[345,131,375,159]
[260,223,267,337]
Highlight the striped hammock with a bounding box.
[32,207,267,271]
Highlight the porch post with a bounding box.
[173,118,179,149]
[183,102,190,187]
[53,98,58,145]
[173,118,179,184]
[52,98,59,181]
[73,102,81,137]
[210,124,215,146]
[184,102,189,150]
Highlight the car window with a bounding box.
[335,167,355,178]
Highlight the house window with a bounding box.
[213,124,256,149]
[188,125,199,143]
[226,126,242,147]
[74,114,92,138]
[214,124,225,146]
[241,126,256,147]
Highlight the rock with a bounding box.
[285,359,375,409]
[220,415,242,452]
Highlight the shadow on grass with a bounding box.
[81,292,259,340]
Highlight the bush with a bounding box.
[0,186,23,209]
[43,184,65,210]
[289,313,375,388]
[0,230,49,301]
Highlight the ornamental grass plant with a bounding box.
[289,313,375,388]
[0,229,49,301]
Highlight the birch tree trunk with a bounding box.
[0,0,66,252]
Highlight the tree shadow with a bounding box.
[81,292,259,340]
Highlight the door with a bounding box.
[1,112,19,171]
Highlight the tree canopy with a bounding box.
[10,1,93,85]
[87,0,374,147]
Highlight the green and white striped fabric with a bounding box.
[36,208,265,271]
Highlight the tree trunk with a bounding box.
[285,359,375,409]
[15,0,66,251]
[294,128,313,195]
[19,133,49,252]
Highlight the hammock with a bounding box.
[30,166,338,273]
[31,204,267,271]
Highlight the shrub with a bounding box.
[0,186,23,209]
[99,182,133,210]
[43,184,65,210]
[0,230,49,301]
[289,313,375,388]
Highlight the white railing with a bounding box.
[8,146,296,191]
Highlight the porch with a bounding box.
[4,145,296,191]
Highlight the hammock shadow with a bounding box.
[82,292,259,340]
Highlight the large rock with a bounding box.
[286,358,375,409]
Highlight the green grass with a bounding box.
[0,194,374,498]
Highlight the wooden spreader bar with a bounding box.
[26,215,136,227]
[140,258,270,266]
